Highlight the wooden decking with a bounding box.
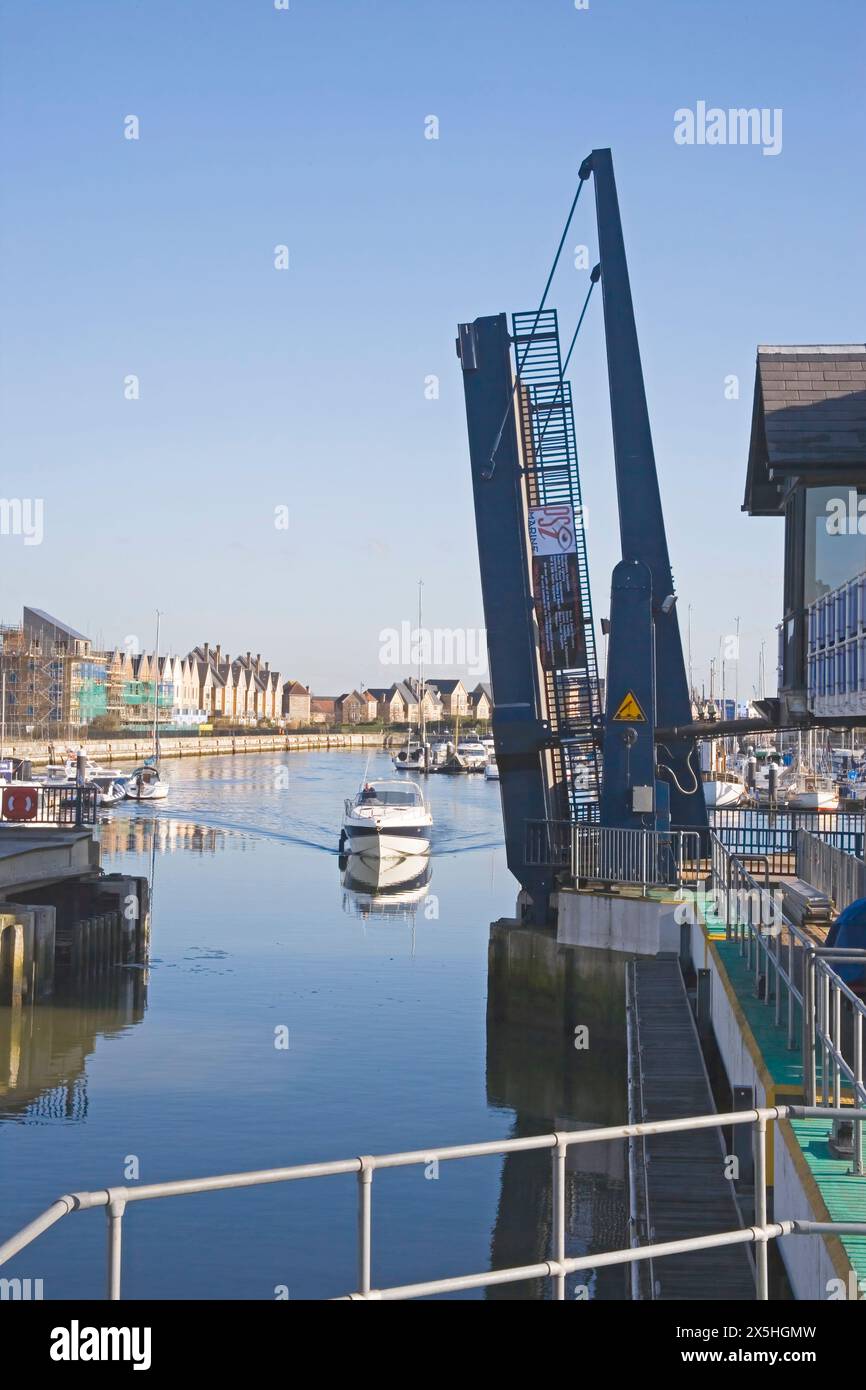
[628,956,756,1300]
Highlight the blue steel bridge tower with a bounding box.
[457,308,602,914]
[458,149,706,921]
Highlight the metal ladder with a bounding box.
[512,308,601,822]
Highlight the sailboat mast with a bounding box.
[153,610,162,760]
[418,578,425,746]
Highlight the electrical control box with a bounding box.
[631,785,654,814]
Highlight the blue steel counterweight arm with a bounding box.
[585,148,707,831]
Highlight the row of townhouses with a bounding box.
[0,609,306,738]
[311,678,492,727]
[0,609,493,738]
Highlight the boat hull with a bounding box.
[343,825,431,856]
[702,778,742,809]
[785,790,839,811]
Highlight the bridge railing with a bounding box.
[709,806,864,875]
[795,827,866,910]
[707,832,866,1168]
[525,820,700,890]
[1,1105,865,1301]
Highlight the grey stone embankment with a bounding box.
[3,732,386,768]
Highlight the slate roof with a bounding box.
[23,607,89,643]
[744,345,866,515]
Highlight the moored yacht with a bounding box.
[784,770,839,811]
[125,765,169,801]
[392,742,427,772]
[701,769,744,808]
[92,773,129,806]
[456,740,488,771]
[341,779,432,856]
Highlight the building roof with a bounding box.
[744,345,866,516]
[472,682,492,700]
[434,678,466,694]
[311,696,336,712]
[395,681,419,706]
[23,607,89,643]
[283,679,308,695]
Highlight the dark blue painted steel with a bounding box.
[600,560,656,827]
[588,148,707,830]
[457,314,553,913]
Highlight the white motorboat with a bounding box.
[484,754,500,781]
[341,779,432,856]
[125,765,169,801]
[429,740,451,768]
[92,773,129,806]
[456,740,488,772]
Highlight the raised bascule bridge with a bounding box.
[458,148,866,1301]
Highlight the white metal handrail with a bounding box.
[573,825,701,892]
[2,1105,864,1301]
[709,832,866,1170]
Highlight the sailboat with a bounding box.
[437,711,470,775]
[392,580,429,773]
[784,731,838,811]
[126,612,170,802]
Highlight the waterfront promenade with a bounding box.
[2,731,385,768]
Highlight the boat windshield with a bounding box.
[358,784,422,807]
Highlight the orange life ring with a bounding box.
[2,785,38,821]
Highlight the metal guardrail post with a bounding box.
[787,930,795,1051]
[357,1160,373,1297]
[552,1140,567,1301]
[754,1116,769,1301]
[855,1013,864,1177]
[834,985,842,1109]
[803,954,816,1106]
[725,852,732,941]
[106,1197,126,1301]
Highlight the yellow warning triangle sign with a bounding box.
[612,690,647,723]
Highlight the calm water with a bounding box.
[1,750,627,1299]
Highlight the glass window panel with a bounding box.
[805,486,866,605]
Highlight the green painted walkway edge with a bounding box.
[691,891,866,1279]
[790,1119,866,1285]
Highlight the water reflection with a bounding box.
[98,816,228,857]
[485,927,629,1299]
[0,970,147,1124]
[340,850,433,923]
[0,753,631,1300]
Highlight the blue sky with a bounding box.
[1,0,863,695]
